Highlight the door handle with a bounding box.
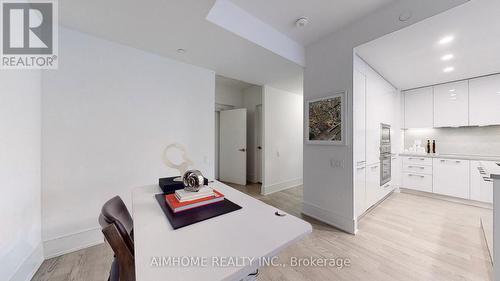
[257,146,262,150]
[238,148,246,152]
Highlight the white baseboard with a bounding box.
[302,201,355,234]
[43,227,104,259]
[261,178,302,195]
[9,243,44,281]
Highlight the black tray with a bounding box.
[155,194,242,229]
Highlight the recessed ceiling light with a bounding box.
[399,11,412,22]
[438,35,454,45]
[177,48,186,54]
[443,66,455,73]
[441,54,454,61]
[295,17,309,28]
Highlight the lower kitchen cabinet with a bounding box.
[433,158,470,198]
[355,164,367,217]
[365,163,380,208]
[402,172,432,192]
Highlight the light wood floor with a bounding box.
[32,185,493,281]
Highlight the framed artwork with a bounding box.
[306,91,346,145]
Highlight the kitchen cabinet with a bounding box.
[355,164,366,217]
[365,67,396,165]
[404,87,433,128]
[469,74,500,126]
[365,163,380,208]
[391,155,401,188]
[433,80,469,127]
[402,172,432,192]
[470,161,493,203]
[433,158,470,198]
[402,156,432,192]
[354,70,366,165]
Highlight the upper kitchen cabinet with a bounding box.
[404,87,433,128]
[433,81,469,127]
[469,74,500,126]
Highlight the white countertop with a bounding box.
[132,181,312,281]
[399,152,500,163]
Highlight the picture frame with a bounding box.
[305,91,346,145]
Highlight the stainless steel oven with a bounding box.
[380,124,391,186]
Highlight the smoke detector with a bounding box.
[295,17,309,28]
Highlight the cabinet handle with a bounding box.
[371,165,379,169]
[356,161,366,165]
[408,165,425,169]
[356,166,366,170]
[408,174,425,178]
[409,157,425,160]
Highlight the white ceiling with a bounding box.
[58,0,304,94]
[356,0,500,90]
[230,0,395,46]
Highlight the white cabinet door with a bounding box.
[404,87,433,128]
[355,165,366,217]
[365,68,394,164]
[402,172,433,192]
[366,163,380,208]
[433,81,469,127]
[469,74,500,126]
[354,70,366,165]
[470,161,493,203]
[433,158,470,199]
[391,155,401,188]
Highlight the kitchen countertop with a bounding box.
[399,152,500,163]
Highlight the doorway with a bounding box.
[214,75,263,187]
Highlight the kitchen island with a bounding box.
[488,164,500,280]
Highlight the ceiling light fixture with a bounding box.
[295,17,309,28]
[177,48,186,54]
[441,54,454,61]
[438,35,454,45]
[443,66,455,73]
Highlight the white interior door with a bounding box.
[256,105,263,183]
[219,108,247,185]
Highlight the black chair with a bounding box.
[99,196,135,281]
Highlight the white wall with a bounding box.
[215,81,244,108]
[303,0,468,233]
[262,86,303,195]
[243,86,262,183]
[0,71,43,281]
[41,28,215,257]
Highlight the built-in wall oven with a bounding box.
[380,124,391,186]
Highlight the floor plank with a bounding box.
[32,185,493,281]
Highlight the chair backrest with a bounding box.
[99,196,135,281]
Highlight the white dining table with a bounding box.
[132,181,312,281]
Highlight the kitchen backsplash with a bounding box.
[404,126,500,156]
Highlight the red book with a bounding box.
[165,190,225,213]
